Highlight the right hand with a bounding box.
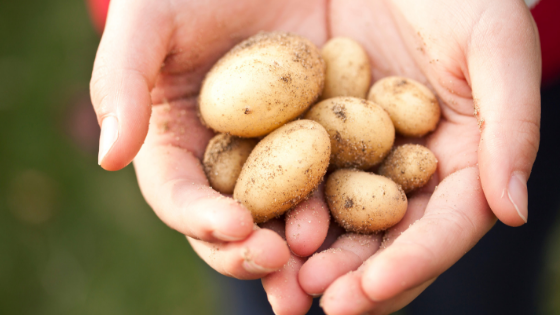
[262,1,541,314]
[90,0,331,282]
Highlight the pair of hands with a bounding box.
[90,0,541,314]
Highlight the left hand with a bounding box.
[261,0,541,314]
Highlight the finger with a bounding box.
[298,192,429,296]
[468,2,541,226]
[260,218,314,314]
[285,185,330,257]
[320,271,373,315]
[363,280,434,315]
[317,221,346,253]
[320,270,435,315]
[379,193,431,249]
[360,167,496,302]
[90,0,173,170]
[299,233,381,296]
[262,255,313,315]
[188,227,290,280]
[133,100,254,243]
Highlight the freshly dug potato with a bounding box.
[199,32,326,138]
[325,169,407,233]
[378,144,437,193]
[368,76,440,137]
[234,120,331,223]
[304,97,394,170]
[203,134,258,194]
[321,37,371,99]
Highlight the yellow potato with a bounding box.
[234,120,331,223]
[199,32,325,138]
[304,97,394,170]
[368,76,440,137]
[325,169,407,233]
[321,37,371,99]
[378,144,437,193]
[203,134,258,194]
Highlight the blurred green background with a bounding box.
[1,0,560,314]
[0,0,222,314]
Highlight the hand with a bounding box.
[262,0,541,314]
[90,0,332,283]
[90,0,540,314]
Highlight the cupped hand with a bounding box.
[90,0,331,280]
[90,0,541,313]
[262,0,541,314]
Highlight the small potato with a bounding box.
[368,76,440,137]
[326,169,407,233]
[321,37,371,99]
[203,134,258,194]
[304,97,394,170]
[378,144,438,193]
[234,120,331,223]
[199,32,325,138]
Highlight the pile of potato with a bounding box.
[200,32,439,234]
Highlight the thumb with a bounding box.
[90,0,172,170]
[469,2,541,226]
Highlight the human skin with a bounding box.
[90,0,540,314]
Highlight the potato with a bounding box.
[378,144,437,193]
[325,169,407,233]
[199,32,326,138]
[234,120,331,223]
[321,37,371,99]
[203,134,258,194]
[368,76,440,137]
[304,97,394,170]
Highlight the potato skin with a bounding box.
[199,32,325,138]
[321,37,371,99]
[378,144,437,193]
[368,76,440,137]
[304,97,394,170]
[203,134,258,194]
[325,169,407,233]
[234,120,331,223]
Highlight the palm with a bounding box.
[258,2,496,314]
[138,0,491,312]
[93,0,539,314]
[293,1,537,314]
[128,0,331,282]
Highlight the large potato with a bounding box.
[378,144,437,193]
[203,134,258,194]
[368,76,440,137]
[234,120,330,223]
[199,32,326,138]
[304,97,394,170]
[325,169,407,233]
[321,37,371,99]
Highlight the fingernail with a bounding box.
[98,116,119,165]
[241,248,277,274]
[242,260,277,274]
[507,172,528,223]
[212,231,244,242]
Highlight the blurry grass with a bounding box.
[0,0,216,314]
